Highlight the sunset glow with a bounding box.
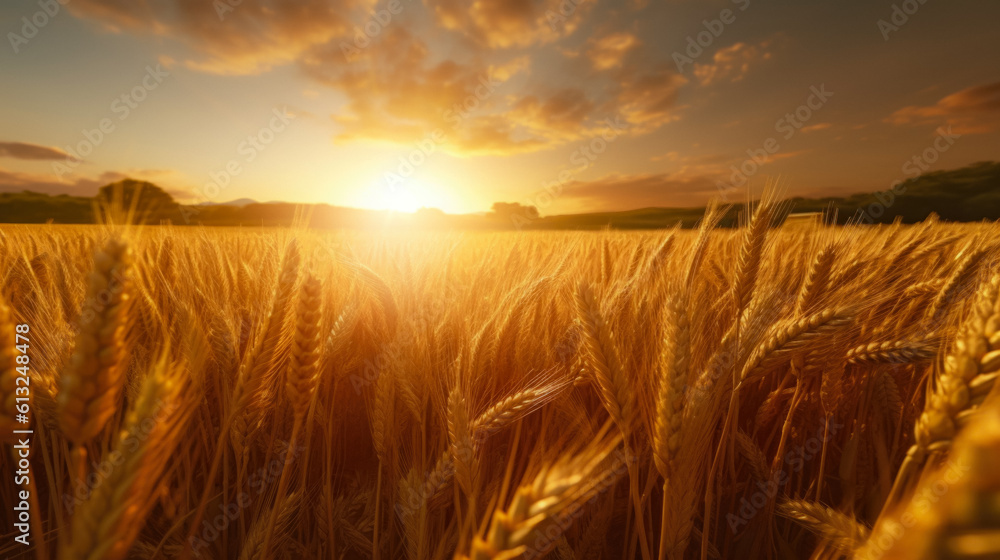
[1,0,998,214]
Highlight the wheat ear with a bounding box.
[777,500,869,555]
[886,274,1000,507]
[739,307,854,385]
[259,274,323,559]
[795,243,836,315]
[239,492,301,560]
[417,380,570,510]
[653,298,688,479]
[574,282,634,439]
[286,274,322,418]
[448,388,477,497]
[846,338,938,364]
[60,355,195,560]
[733,199,772,313]
[925,248,985,323]
[859,392,1000,559]
[58,237,131,447]
[458,439,622,560]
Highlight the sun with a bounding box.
[362,175,450,213]
[384,187,424,213]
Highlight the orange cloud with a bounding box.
[693,40,773,86]
[69,0,366,75]
[559,172,723,211]
[511,89,595,135]
[614,65,688,133]
[65,0,686,155]
[886,81,1000,134]
[800,123,832,133]
[425,0,594,49]
[300,20,686,155]
[586,32,640,70]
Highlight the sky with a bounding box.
[0,0,998,215]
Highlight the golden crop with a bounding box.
[1,205,999,559]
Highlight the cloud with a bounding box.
[304,27,657,155]
[586,32,640,70]
[64,0,690,156]
[613,65,688,133]
[886,81,1000,134]
[511,88,595,135]
[424,0,593,49]
[693,40,773,86]
[69,0,367,75]
[304,28,546,154]
[800,123,832,133]
[0,142,72,161]
[0,168,126,196]
[559,172,724,211]
[0,166,193,199]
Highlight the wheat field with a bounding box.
[1,202,1000,560]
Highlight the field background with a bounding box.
[1,209,1000,559]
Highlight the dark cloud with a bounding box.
[887,81,1000,134]
[0,169,126,196]
[560,172,724,210]
[0,142,72,161]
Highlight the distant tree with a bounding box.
[489,202,539,229]
[96,179,182,223]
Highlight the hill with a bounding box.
[1,161,998,228]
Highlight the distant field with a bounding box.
[1,208,999,559]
